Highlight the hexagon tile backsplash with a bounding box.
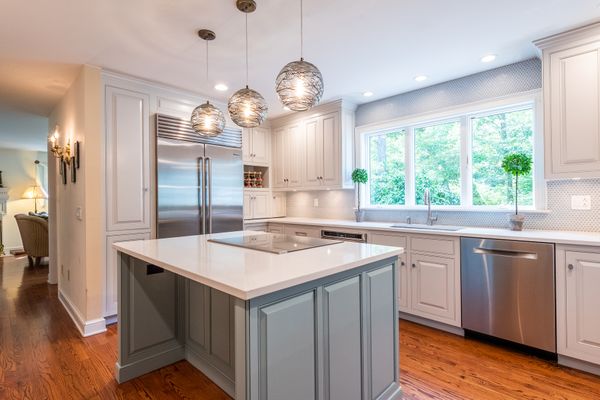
[285,179,600,232]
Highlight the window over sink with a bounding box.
[358,93,544,211]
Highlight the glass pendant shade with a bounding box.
[228,86,268,128]
[276,58,324,111]
[191,101,226,137]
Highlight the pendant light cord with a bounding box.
[245,13,249,87]
[205,40,209,83]
[300,0,304,60]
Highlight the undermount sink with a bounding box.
[389,223,464,232]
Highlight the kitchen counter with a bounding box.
[113,231,403,399]
[113,230,403,300]
[247,217,600,247]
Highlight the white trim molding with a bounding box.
[59,290,107,337]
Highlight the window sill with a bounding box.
[362,206,551,214]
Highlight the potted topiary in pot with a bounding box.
[352,168,368,222]
[501,152,532,231]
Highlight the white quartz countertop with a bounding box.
[113,231,403,300]
[246,217,600,247]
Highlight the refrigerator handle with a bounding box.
[197,157,205,234]
[205,157,212,234]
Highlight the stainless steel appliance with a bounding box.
[156,114,243,238]
[209,233,342,254]
[321,229,367,242]
[461,237,556,352]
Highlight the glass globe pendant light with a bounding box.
[191,29,226,137]
[228,1,268,128]
[275,0,324,112]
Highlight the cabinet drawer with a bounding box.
[284,224,322,238]
[410,236,456,255]
[267,223,285,234]
[244,223,267,232]
[368,232,407,248]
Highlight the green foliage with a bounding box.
[351,168,368,184]
[501,152,533,177]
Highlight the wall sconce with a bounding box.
[48,125,71,164]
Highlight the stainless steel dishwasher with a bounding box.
[461,237,556,352]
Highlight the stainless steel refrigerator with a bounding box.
[156,114,243,238]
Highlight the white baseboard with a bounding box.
[558,355,600,376]
[399,312,465,336]
[58,290,107,337]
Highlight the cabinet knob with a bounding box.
[412,263,416,268]
[568,264,574,270]
[400,261,405,266]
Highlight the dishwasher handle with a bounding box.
[473,247,538,260]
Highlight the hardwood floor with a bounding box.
[0,255,599,399]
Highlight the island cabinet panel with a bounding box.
[117,255,184,383]
[186,282,236,384]
[366,265,397,399]
[323,276,362,400]
[258,291,316,400]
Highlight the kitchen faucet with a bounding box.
[424,188,438,226]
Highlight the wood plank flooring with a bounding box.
[1,255,599,399]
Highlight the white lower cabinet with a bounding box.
[105,231,150,317]
[368,232,461,327]
[267,223,285,234]
[557,246,600,367]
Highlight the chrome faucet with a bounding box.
[424,188,438,226]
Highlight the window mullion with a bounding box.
[461,115,473,206]
[405,126,415,206]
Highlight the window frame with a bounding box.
[356,91,546,212]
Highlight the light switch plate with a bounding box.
[313,198,319,207]
[571,195,591,210]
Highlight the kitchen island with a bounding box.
[113,231,403,400]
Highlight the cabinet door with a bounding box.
[560,251,600,364]
[410,253,457,325]
[272,127,287,188]
[243,192,252,219]
[270,193,286,217]
[242,128,252,164]
[367,233,409,311]
[252,192,270,219]
[251,127,270,166]
[105,86,151,231]
[257,291,317,400]
[304,117,322,187]
[106,232,150,317]
[549,43,600,177]
[286,124,303,187]
[320,112,341,187]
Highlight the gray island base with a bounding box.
[116,252,401,400]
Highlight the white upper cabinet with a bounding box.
[243,127,270,166]
[535,23,600,179]
[270,100,355,191]
[105,86,151,232]
[272,123,303,188]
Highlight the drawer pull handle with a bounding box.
[296,232,307,236]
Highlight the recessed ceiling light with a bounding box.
[363,91,374,97]
[214,83,228,91]
[414,75,428,82]
[480,54,496,63]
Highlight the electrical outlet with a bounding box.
[313,198,319,207]
[571,195,592,210]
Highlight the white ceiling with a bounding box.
[1,0,599,117]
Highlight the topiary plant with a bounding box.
[352,168,368,212]
[502,152,532,215]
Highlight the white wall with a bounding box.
[0,148,48,251]
[48,65,104,334]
